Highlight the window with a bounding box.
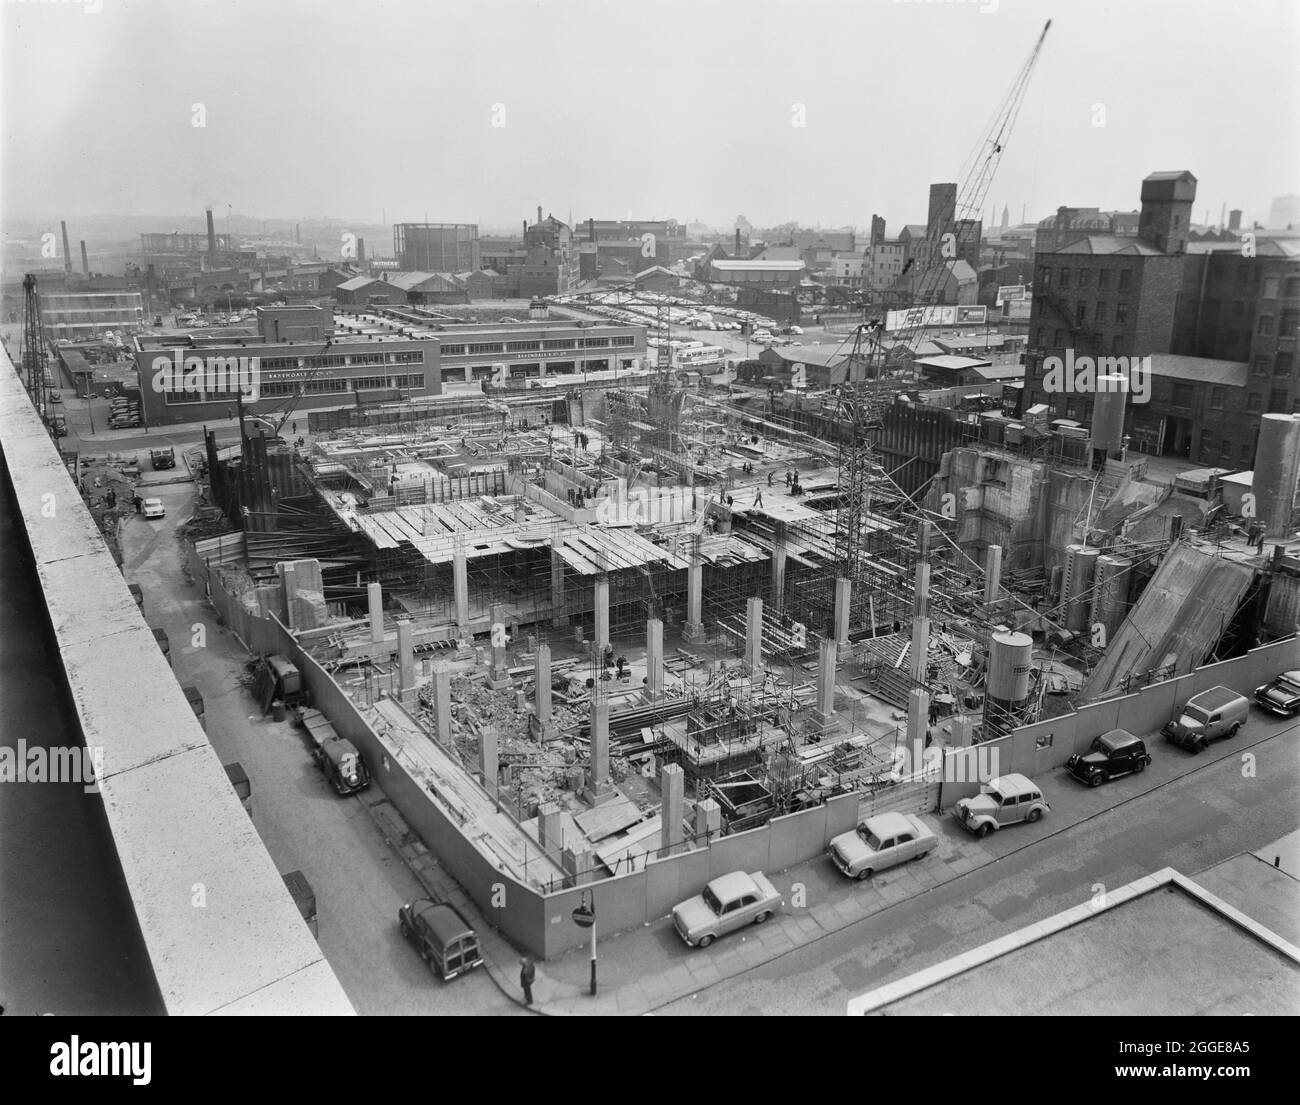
[1054,329,1066,345]
[1210,387,1226,410]
[1264,277,1280,299]
[542,338,575,350]
[1039,268,1052,289]
[1248,393,1263,411]
[506,340,540,352]
[1115,302,1130,324]
[468,342,504,354]
[1277,353,1296,376]
[1258,316,1276,336]
[1076,301,1087,322]
[1112,335,1125,355]
[1286,277,1300,299]
[1271,388,1288,411]
[1281,309,1299,334]
[1242,443,1253,460]
[1255,356,1271,376]
[612,334,635,346]
[1058,269,1071,288]
[1119,270,1133,292]
[1077,269,1092,288]
[1094,302,1108,323]
[1173,214,1181,229]
[1171,382,1194,407]
[1098,269,1112,290]
[581,337,610,348]
[1035,328,1045,346]
[351,375,385,390]
[441,344,466,355]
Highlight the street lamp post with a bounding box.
[572,891,596,996]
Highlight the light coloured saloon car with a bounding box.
[672,871,783,948]
[829,812,936,880]
[953,773,1050,836]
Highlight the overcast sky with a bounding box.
[2,0,1297,231]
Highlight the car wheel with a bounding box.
[855,868,873,881]
[399,918,411,938]
[1088,773,1103,788]
[754,911,771,925]
[977,822,993,838]
[1196,739,1207,754]
[698,934,715,949]
[1132,759,1145,774]
[1227,723,1240,737]
[1027,808,1043,823]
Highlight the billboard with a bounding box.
[995,285,1027,306]
[885,304,987,331]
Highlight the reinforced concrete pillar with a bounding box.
[771,539,787,610]
[431,662,452,745]
[396,619,415,699]
[660,763,685,856]
[562,841,595,887]
[587,692,610,798]
[684,549,705,642]
[479,726,498,800]
[594,574,610,652]
[551,534,566,627]
[534,643,552,727]
[907,687,931,748]
[950,714,974,747]
[910,615,931,683]
[645,617,664,698]
[694,797,722,840]
[984,544,1003,604]
[538,800,562,853]
[744,596,763,674]
[816,637,837,718]
[833,576,851,647]
[367,581,384,643]
[490,602,509,679]
[453,550,470,631]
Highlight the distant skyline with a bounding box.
[2,0,1297,234]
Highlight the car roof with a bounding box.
[1188,685,1244,709]
[1277,670,1300,684]
[411,900,476,944]
[1099,728,1140,746]
[987,773,1038,794]
[707,871,757,900]
[862,812,914,838]
[143,496,163,504]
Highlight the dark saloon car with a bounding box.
[1066,729,1152,787]
[1254,670,1300,718]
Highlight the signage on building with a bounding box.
[995,285,1027,306]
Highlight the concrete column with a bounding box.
[816,637,837,718]
[396,619,415,699]
[534,643,552,728]
[909,615,931,683]
[645,617,664,698]
[771,539,787,610]
[907,686,931,748]
[562,841,595,887]
[984,544,1003,604]
[538,801,562,853]
[489,602,510,687]
[744,596,763,674]
[660,763,685,856]
[551,535,566,626]
[587,692,610,799]
[431,662,452,745]
[833,576,851,646]
[453,550,470,630]
[479,726,498,800]
[281,563,298,628]
[684,540,705,642]
[950,714,974,747]
[367,581,384,643]
[694,797,722,839]
[913,562,931,619]
[594,574,610,652]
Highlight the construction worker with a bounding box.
[754,488,764,508]
[132,494,142,514]
[767,470,774,487]
[519,956,535,1005]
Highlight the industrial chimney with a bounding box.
[537,205,543,225]
[60,221,72,274]
[80,240,89,276]
[734,228,741,255]
[589,217,595,243]
[206,207,218,266]
[357,237,366,265]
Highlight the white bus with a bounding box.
[674,345,726,369]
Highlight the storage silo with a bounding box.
[1090,377,1128,458]
[1062,544,1100,633]
[1088,554,1132,644]
[1252,413,1300,538]
[984,630,1034,737]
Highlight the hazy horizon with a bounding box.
[2,0,1297,234]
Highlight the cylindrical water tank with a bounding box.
[1252,413,1300,538]
[1088,554,1132,643]
[987,630,1033,703]
[1090,379,1128,456]
[1063,544,1100,633]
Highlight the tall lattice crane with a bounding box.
[834,20,1052,582]
[20,273,51,426]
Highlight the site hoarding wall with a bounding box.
[940,636,1299,804]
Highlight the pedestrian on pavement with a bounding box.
[767,470,774,487]
[291,421,297,434]
[754,488,764,508]
[520,956,535,1005]
[132,494,142,514]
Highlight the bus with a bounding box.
[674,345,726,369]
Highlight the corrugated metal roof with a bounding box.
[1148,354,1249,385]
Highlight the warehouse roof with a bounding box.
[1148,354,1249,385]
[1051,237,1165,256]
[710,260,807,271]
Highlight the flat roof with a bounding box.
[848,867,1300,1016]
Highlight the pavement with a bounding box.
[356,710,1299,1015]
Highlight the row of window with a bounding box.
[162,373,428,403]
[259,351,425,371]
[1035,330,1132,355]
[1038,267,1134,292]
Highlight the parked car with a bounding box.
[141,497,165,519]
[1253,670,1300,717]
[829,812,936,879]
[1163,685,1249,752]
[398,899,483,981]
[127,582,144,609]
[953,773,1051,837]
[672,871,783,948]
[1066,729,1152,786]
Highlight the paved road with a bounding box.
[119,482,518,1015]
[658,727,1300,1015]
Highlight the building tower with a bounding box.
[1137,171,1197,254]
